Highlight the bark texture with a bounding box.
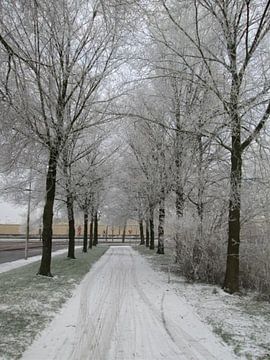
[157,190,165,254]
[89,216,93,249]
[139,219,145,245]
[67,193,75,259]
[122,224,126,243]
[223,130,242,293]
[83,211,88,253]
[145,220,150,247]
[38,149,58,276]
[93,211,98,246]
[149,207,155,250]
[223,66,242,293]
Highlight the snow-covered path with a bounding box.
[21,246,236,360]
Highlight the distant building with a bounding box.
[0,221,139,237]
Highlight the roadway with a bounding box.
[0,240,69,264]
[0,237,140,264]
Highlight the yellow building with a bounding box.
[0,224,22,236]
[0,222,140,237]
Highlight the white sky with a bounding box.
[0,201,26,224]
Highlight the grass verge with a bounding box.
[135,244,270,359]
[0,246,108,360]
[135,244,176,276]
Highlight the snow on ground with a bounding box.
[21,246,236,360]
[138,248,270,359]
[0,247,107,359]
[0,247,81,274]
[173,281,270,359]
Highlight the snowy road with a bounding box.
[22,246,236,360]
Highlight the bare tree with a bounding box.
[0,0,125,275]
[143,0,270,293]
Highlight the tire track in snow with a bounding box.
[130,249,208,359]
[107,249,181,360]
[70,248,128,360]
[107,247,235,360]
[22,246,236,360]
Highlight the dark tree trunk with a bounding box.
[191,135,204,278]
[38,149,58,276]
[139,219,145,245]
[157,190,165,254]
[93,211,98,246]
[175,187,184,217]
[105,225,108,242]
[223,131,242,293]
[122,223,126,243]
[197,132,204,243]
[149,207,155,250]
[221,28,270,292]
[83,211,88,253]
[88,216,93,249]
[223,69,242,294]
[145,220,150,247]
[174,88,185,218]
[67,193,75,259]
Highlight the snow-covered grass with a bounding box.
[136,245,270,360]
[0,246,108,360]
[0,248,77,274]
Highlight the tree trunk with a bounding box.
[145,220,150,247]
[174,90,185,263]
[67,193,75,259]
[175,143,184,217]
[38,149,58,276]
[174,88,185,218]
[157,190,165,254]
[223,73,242,294]
[83,211,88,253]
[89,216,93,249]
[139,219,145,245]
[192,137,203,278]
[122,223,126,243]
[197,133,204,236]
[223,134,242,293]
[176,187,184,217]
[149,207,155,250]
[105,225,108,242]
[93,211,98,246]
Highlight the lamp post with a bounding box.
[25,169,32,260]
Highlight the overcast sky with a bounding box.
[0,200,26,223]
